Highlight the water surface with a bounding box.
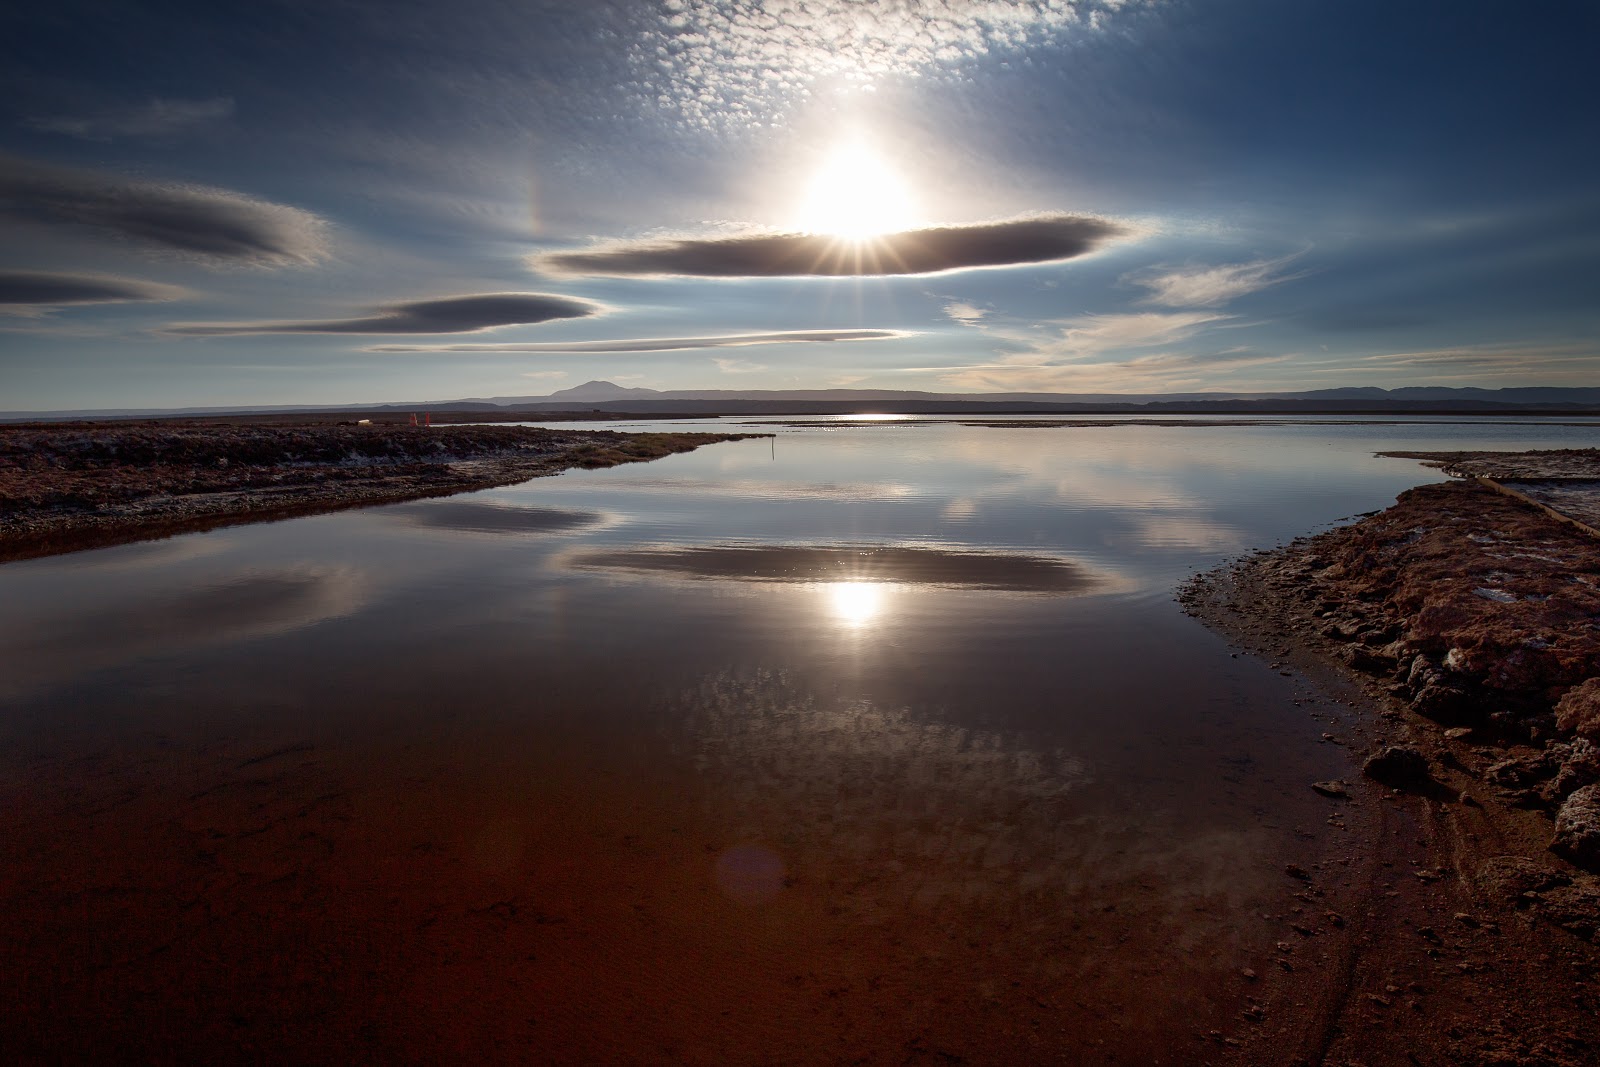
[3,416,1596,1062]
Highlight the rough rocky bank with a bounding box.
[1182,453,1600,1065]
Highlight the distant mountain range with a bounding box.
[10,380,1600,421]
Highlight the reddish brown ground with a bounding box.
[1183,472,1600,1066]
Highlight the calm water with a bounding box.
[3,416,1598,1062]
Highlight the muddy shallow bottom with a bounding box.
[0,599,1358,1063]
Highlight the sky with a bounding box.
[2,0,1597,410]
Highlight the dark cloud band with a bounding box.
[0,154,327,266]
[364,329,907,353]
[165,292,605,336]
[533,215,1129,279]
[0,270,186,307]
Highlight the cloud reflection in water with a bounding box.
[566,543,1103,594]
[386,500,607,535]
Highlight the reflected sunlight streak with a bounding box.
[827,581,886,628]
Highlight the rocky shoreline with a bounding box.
[1182,452,1600,1065]
[0,421,758,563]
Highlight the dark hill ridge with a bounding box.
[9,383,1600,422]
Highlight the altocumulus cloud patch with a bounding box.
[165,292,605,336]
[0,154,327,266]
[533,215,1130,278]
[0,270,187,311]
[631,0,1159,129]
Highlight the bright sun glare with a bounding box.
[796,138,917,241]
[828,581,884,627]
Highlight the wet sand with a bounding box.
[1182,451,1600,1065]
[0,421,756,562]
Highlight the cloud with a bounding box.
[934,348,1292,392]
[0,154,328,266]
[633,1,1156,129]
[25,97,235,141]
[713,357,768,373]
[365,328,907,353]
[1352,341,1599,381]
[166,293,604,336]
[533,215,1129,278]
[943,301,989,326]
[1132,255,1301,307]
[1050,311,1230,355]
[0,270,187,313]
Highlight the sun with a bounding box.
[795,137,917,241]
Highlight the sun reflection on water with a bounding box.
[827,580,885,627]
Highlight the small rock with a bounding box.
[1285,863,1312,881]
[1475,856,1569,903]
[1454,912,1480,927]
[1444,727,1474,740]
[1412,683,1473,723]
[1486,753,1557,788]
[1535,882,1600,940]
[1364,744,1432,788]
[1240,968,1257,981]
[1344,645,1391,674]
[1551,783,1600,872]
[1555,679,1600,741]
[1311,780,1351,800]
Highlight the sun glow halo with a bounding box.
[796,138,917,241]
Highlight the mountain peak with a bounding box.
[547,380,661,401]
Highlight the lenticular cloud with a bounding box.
[535,215,1129,279]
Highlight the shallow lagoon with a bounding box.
[4,416,1598,1061]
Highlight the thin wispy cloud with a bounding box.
[1050,311,1230,355]
[0,155,327,266]
[713,357,768,374]
[1353,341,1600,382]
[166,293,603,337]
[25,97,235,141]
[534,216,1129,278]
[935,348,1290,392]
[366,329,908,353]
[1132,255,1301,308]
[0,270,187,315]
[942,301,989,326]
